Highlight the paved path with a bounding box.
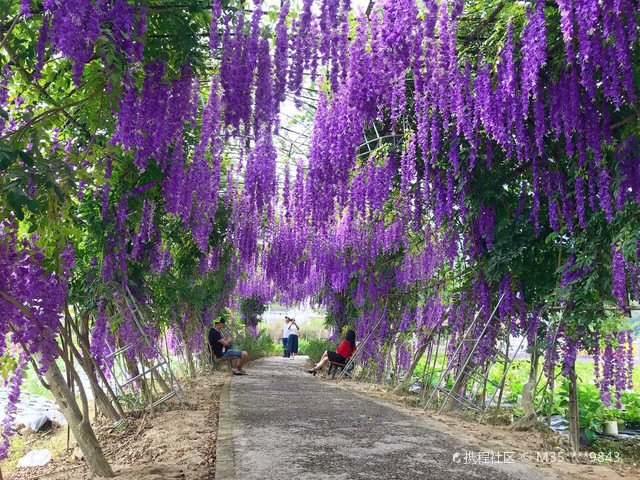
[221,356,558,480]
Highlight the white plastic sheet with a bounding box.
[17,449,51,467]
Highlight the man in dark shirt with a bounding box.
[208,317,248,375]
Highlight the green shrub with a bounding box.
[544,379,640,441]
[299,339,334,364]
[235,330,279,359]
[297,338,309,354]
[620,391,640,425]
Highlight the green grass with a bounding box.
[0,424,69,474]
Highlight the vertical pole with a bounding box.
[547,389,554,429]
[480,375,488,409]
[568,364,580,457]
[420,345,429,396]
[496,334,510,409]
[425,332,441,397]
[64,322,72,450]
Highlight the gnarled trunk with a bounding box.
[393,340,429,394]
[3,294,113,476]
[510,349,539,431]
[43,360,114,477]
[61,316,122,422]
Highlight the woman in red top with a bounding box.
[307,330,356,376]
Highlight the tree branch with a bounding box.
[463,2,505,46]
[3,43,89,135]
[0,13,20,54]
[3,94,97,142]
[365,1,376,19]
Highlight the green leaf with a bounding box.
[53,184,65,201]
[0,151,14,170]
[17,151,35,167]
[25,199,40,214]
[0,143,17,170]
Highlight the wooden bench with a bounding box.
[208,343,234,373]
[327,350,356,380]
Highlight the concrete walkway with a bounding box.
[220,356,558,480]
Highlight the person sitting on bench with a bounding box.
[208,317,249,376]
[307,330,356,376]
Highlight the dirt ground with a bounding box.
[4,373,227,480]
[332,379,640,480]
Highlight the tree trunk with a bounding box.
[141,356,154,415]
[479,376,488,409]
[425,332,442,397]
[93,360,126,418]
[4,296,112,476]
[393,340,429,394]
[60,320,121,422]
[64,308,124,420]
[43,361,114,477]
[444,367,470,411]
[154,369,171,394]
[182,335,197,378]
[122,345,146,396]
[443,345,471,411]
[141,356,171,394]
[510,348,539,431]
[568,364,580,458]
[83,358,121,421]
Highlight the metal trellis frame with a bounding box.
[424,293,506,413]
[100,284,187,411]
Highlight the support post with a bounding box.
[496,334,510,409]
[568,364,580,458]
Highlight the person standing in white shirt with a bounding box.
[281,317,291,358]
[287,318,300,359]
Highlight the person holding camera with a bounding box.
[287,317,299,359]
